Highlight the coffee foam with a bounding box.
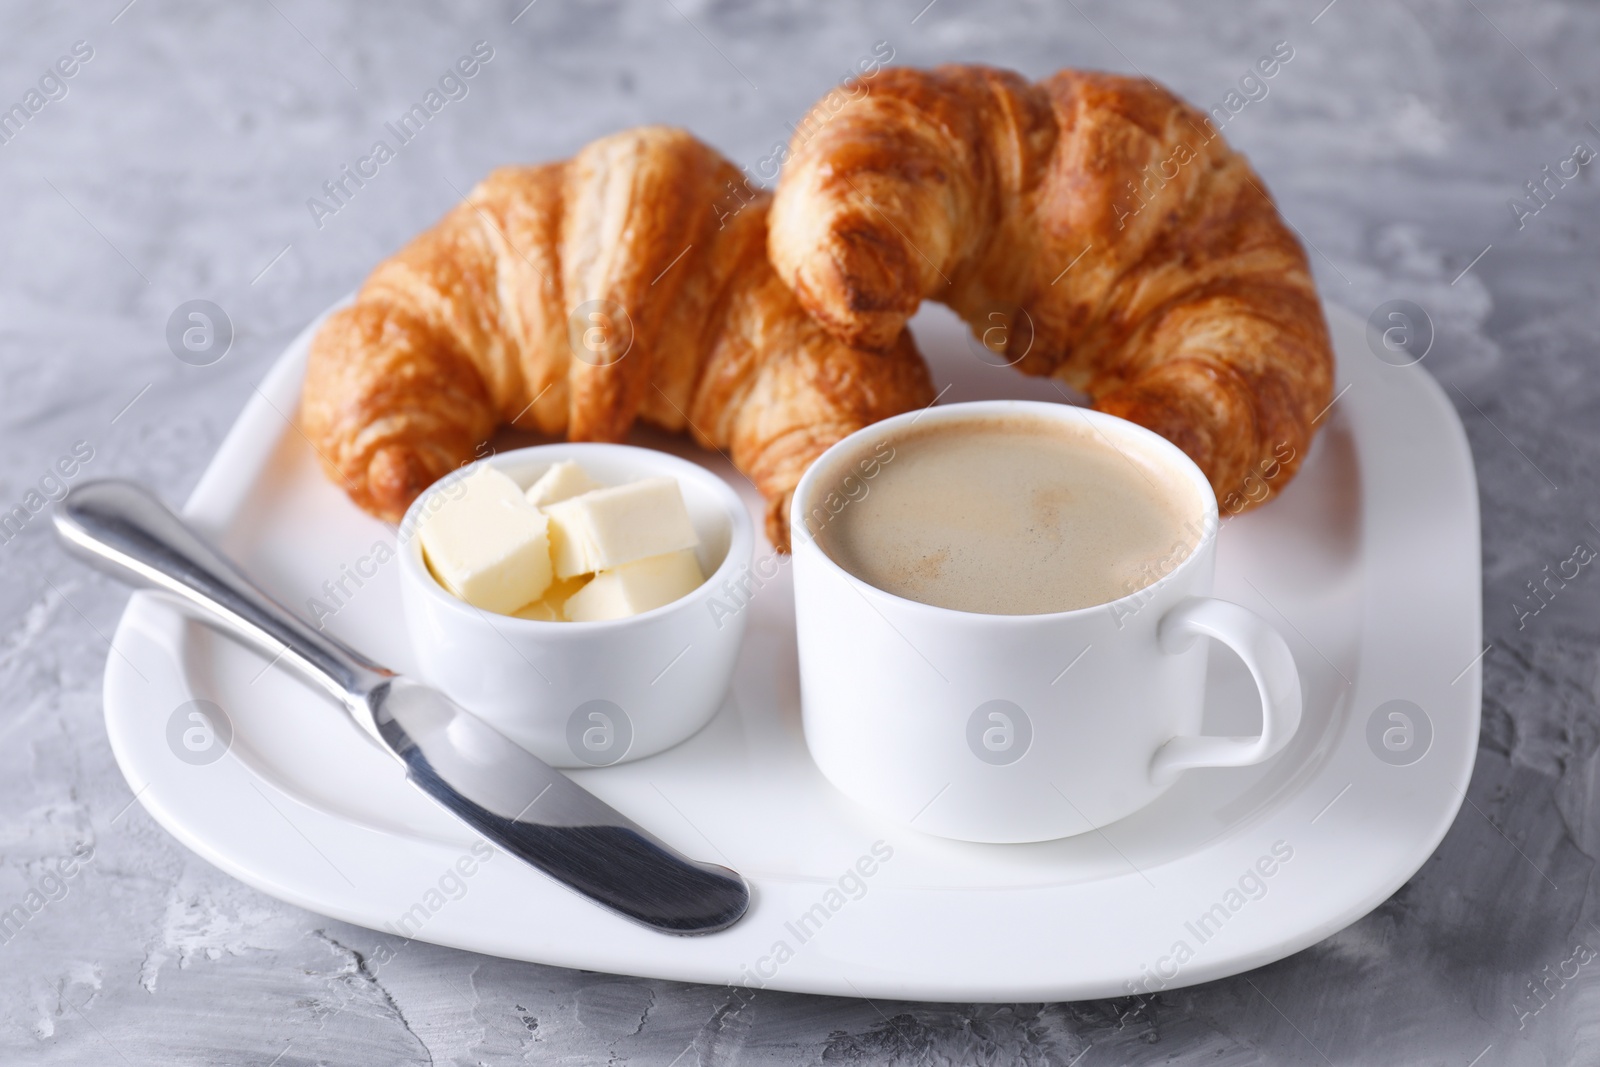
[813,412,1207,615]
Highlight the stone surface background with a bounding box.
[1,0,1596,1063]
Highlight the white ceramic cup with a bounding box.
[791,401,1302,843]
[398,444,753,768]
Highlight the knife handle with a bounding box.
[54,480,392,710]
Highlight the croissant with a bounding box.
[300,126,933,550]
[769,65,1335,512]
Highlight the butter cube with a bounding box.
[512,575,591,621]
[526,460,602,509]
[544,476,699,579]
[564,549,705,622]
[418,465,552,615]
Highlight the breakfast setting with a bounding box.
[12,2,1584,1063]
[63,60,1449,983]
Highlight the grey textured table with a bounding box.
[1,1,1593,1063]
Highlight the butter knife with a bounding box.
[55,480,749,935]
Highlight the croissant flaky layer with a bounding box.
[300,127,933,548]
[769,65,1335,512]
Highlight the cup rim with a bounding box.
[397,442,755,631]
[790,399,1221,624]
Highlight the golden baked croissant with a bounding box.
[769,65,1334,512]
[300,126,933,549]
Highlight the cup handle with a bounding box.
[1148,596,1303,785]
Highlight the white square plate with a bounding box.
[100,300,1481,1001]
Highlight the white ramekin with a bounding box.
[398,443,753,768]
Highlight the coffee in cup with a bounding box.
[811,412,1207,615]
[791,401,1302,843]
